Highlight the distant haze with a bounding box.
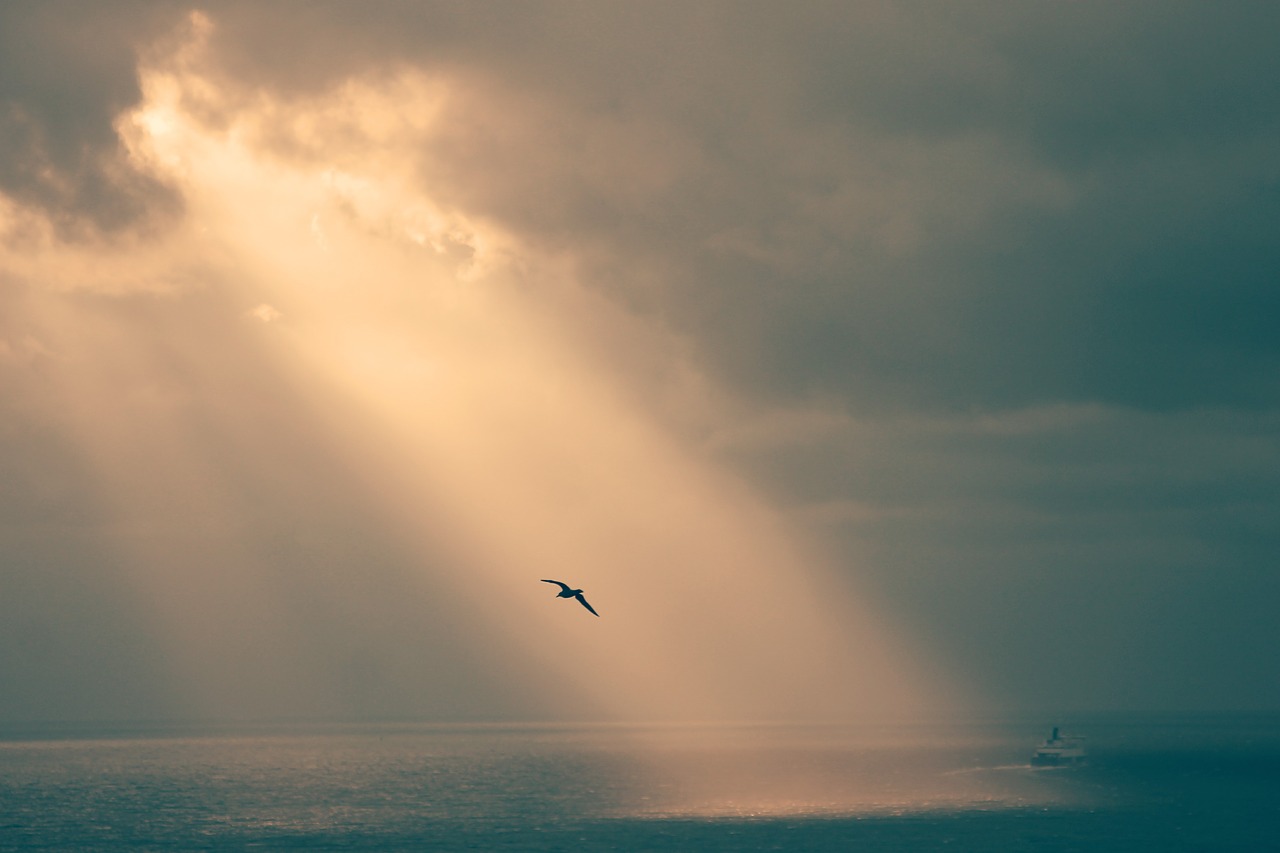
[2,2,1278,727]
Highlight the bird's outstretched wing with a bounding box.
[541,579,572,593]
[574,593,600,617]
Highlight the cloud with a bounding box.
[246,303,282,324]
[2,2,1279,721]
[10,2,1277,411]
[724,398,1280,710]
[0,2,187,238]
[200,0,1276,416]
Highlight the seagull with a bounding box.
[541,579,599,617]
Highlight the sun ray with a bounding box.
[2,12,974,732]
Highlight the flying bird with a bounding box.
[541,579,599,617]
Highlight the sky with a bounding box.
[2,1,1278,728]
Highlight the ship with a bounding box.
[1031,727,1086,766]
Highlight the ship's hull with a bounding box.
[1031,749,1086,766]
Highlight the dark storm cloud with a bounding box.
[6,2,1276,409]
[0,2,185,237]
[660,1,1280,413]
[182,0,1280,413]
[719,402,1280,712]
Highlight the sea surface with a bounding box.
[1,716,1276,851]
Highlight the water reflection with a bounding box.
[0,721,1078,824]
[619,723,1078,817]
[3,718,1274,850]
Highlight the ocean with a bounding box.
[1,716,1276,851]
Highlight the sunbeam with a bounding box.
[2,12,976,813]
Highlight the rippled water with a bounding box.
[1,718,1276,850]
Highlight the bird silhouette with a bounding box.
[541,579,599,617]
